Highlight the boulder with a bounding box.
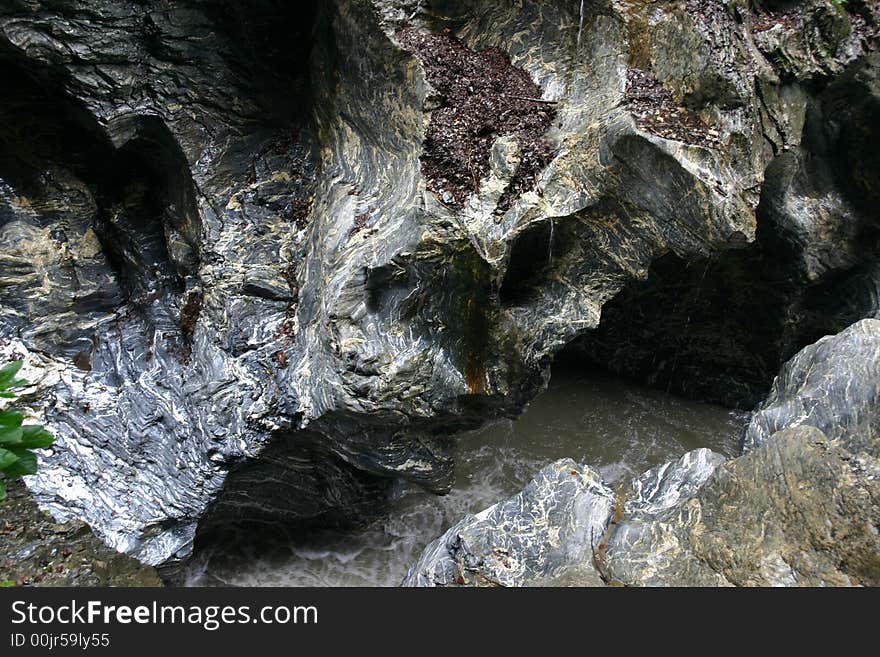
[408,319,880,586]
[743,318,880,453]
[606,425,880,586]
[404,459,613,587]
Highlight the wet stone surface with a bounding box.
[0,0,876,572]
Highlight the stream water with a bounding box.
[181,365,748,586]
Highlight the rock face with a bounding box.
[606,424,879,586]
[743,318,880,453]
[567,4,880,409]
[406,319,880,586]
[0,1,877,566]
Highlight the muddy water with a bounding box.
[181,366,748,586]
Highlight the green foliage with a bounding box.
[0,361,54,502]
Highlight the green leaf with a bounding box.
[0,579,15,587]
[0,411,24,446]
[19,425,53,449]
[0,426,23,446]
[0,392,15,399]
[0,361,23,390]
[3,449,37,477]
[0,447,17,470]
[0,480,5,503]
[0,410,23,429]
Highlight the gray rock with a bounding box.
[402,459,613,587]
[607,318,880,586]
[749,0,874,81]
[606,425,880,586]
[0,0,876,567]
[548,3,880,409]
[624,447,727,518]
[409,320,880,586]
[743,318,880,454]
[607,319,880,586]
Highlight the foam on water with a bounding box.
[181,366,747,586]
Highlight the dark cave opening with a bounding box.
[544,56,880,411]
[198,434,394,536]
[199,0,319,126]
[558,207,877,411]
[0,39,199,307]
[0,42,115,201]
[500,218,576,305]
[557,248,792,409]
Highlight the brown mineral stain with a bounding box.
[465,351,486,395]
[73,350,92,372]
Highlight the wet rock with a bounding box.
[743,318,880,453]
[623,447,727,518]
[606,424,880,586]
[0,0,876,568]
[409,320,880,586]
[564,49,880,409]
[403,459,613,587]
[0,0,321,565]
[0,173,123,358]
[609,321,880,586]
[749,0,877,81]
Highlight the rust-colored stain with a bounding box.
[465,351,486,395]
[593,483,629,587]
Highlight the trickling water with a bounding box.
[577,0,585,48]
[180,365,748,587]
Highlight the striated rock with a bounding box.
[403,447,726,587]
[623,447,727,518]
[565,43,880,409]
[0,0,876,568]
[749,0,877,81]
[403,459,613,587]
[606,424,880,586]
[610,320,880,586]
[743,318,880,453]
[408,320,880,586]
[0,0,322,564]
